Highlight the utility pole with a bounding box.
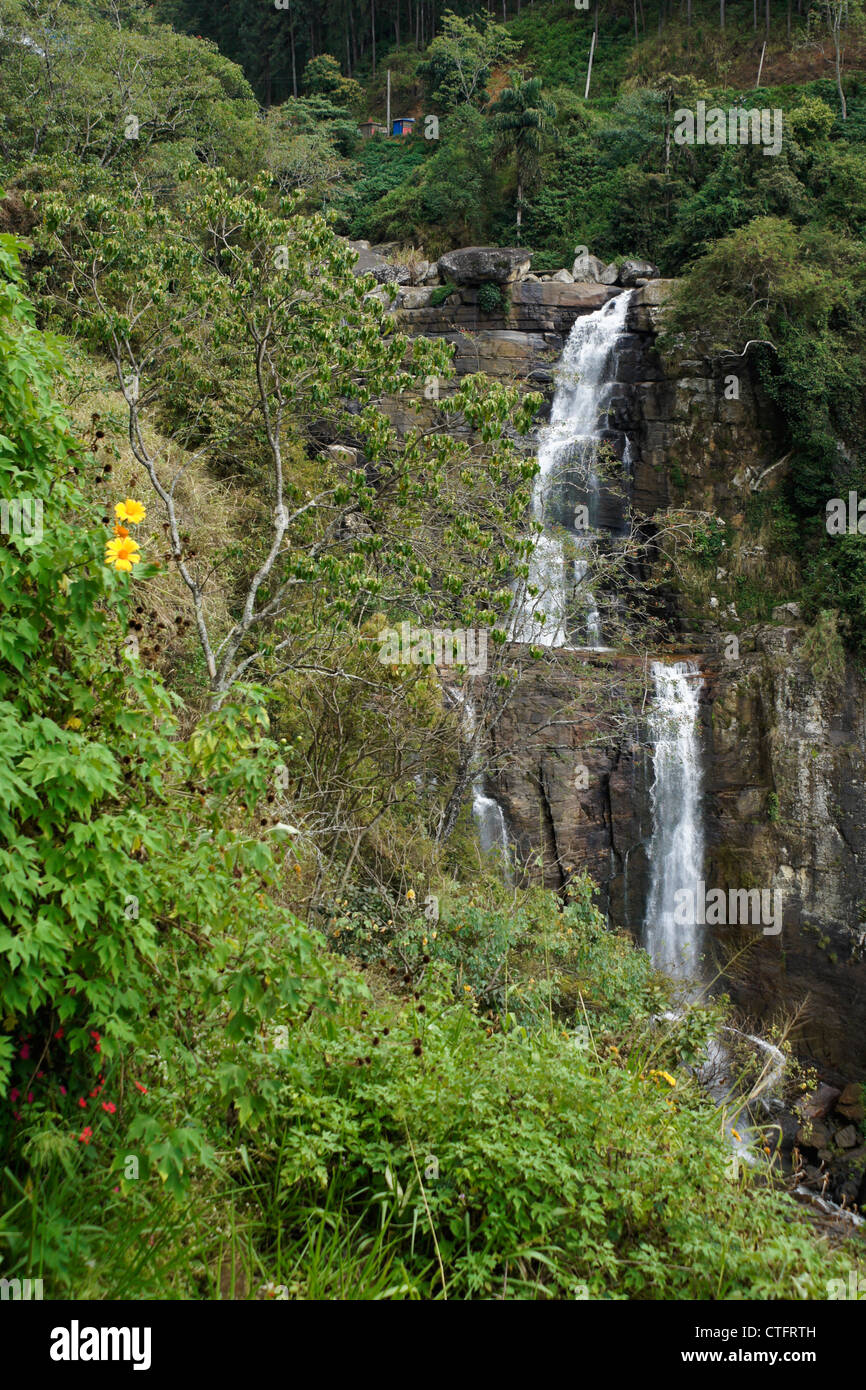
[584,29,596,99]
[386,68,391,133]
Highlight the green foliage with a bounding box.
[429,281,458,307]
[0,0,268,184]
[0,231,335,1202]
[477,281,504,314]
[242,888,857,1301]
[417,10,518,111]
[302,54,364,113]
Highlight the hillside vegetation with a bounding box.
[1,0,865,1299]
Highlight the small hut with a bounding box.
[391,116,416,137]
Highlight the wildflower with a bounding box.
[78,1127,93,1145]
[78,1097,87,1108]
[19,1044,29,1060]
[134,1081,147,1094]
[102,1101,117,1114]
[113,523,130,538]
[9,1089,18,1103]
[114,498,146,524]
[732,1128,742,1142]
[406,889,416,902]
[105,535,142,572]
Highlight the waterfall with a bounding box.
[643,661,788,1144]
[643,661,706,983]
[451,687,511,879]
[512,290,634,649]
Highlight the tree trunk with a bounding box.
[290,13,297,98]
[371,0,376,76]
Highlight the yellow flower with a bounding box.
[650,1069,677,1088]
[114,498,146,524]
[64,716,82,730]
[732,1128,742,1142]
[104,536,142,572]
[406,889,415,901]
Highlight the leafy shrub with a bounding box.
[477,281,503,314]
[429,280,458,306]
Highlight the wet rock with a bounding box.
[835,1124,859,1149]
[552,268,575,283]
[837,1083,865,1121]
[796,1119,832,1151]
[801,1084,842,1120]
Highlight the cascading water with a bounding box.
[451,687,511,880]
[643,660,788,1152]
[643,661,706,984]
[512,291,634,649]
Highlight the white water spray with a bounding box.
[451,687,511,879]
[512,291,633,648]
[643,661,706,983]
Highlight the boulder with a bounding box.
[618,258,661,287]
[572,252,608,283]
[371,262,411,286]
[837,1082,865,1122]
[796,1118,832,1151]
[800,1083,842,1120]
[325,444,358,466]
[600,262,620,285]
[552,268,575,283]
[835,1124,859,1149]
[437,246,532,285]
[409,259,430,285]
[398,287,437,309]
[424,262,440,284]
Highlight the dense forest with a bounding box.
[2,0,866,1325]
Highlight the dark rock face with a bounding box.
[700,627,866,1077]
[437,246,532,284]
[489,649,652,916]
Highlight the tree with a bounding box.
[489,71,558,241]
[418,9,518,110]
[816,0,865,120]
[39,168,541,719]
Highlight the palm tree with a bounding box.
[489,71,557,242]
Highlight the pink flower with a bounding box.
[78,1127,93,1144]
[78,1097,87,1108]
[19,1044,29,1060]
[101,1101,116,1115]
[59,1085,67,1096]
